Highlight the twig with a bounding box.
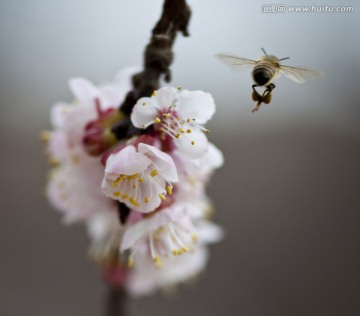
[118,0,191,116]
[105,287,126,316]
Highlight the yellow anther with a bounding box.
[122,194,129,199]
[48,156,59,166]
[191,141,195,145]
[150,169,158,177]
[155,117,161,123]
[205,129,210,134]
[39,130,51,142]
[159,194,166,201]
[167,185,173,195]
[179,128,185,133]
[187,118,191,123]
[186,129,192,133]
[129,196,140,207]
[127,173,138,180]
[172,249,178,255]
[192,234,198,243]
[164,113,171,118]
[138,178,144,182]
[152,90,157,96]
[113,191,121,197]
[154,256,163,269]
[142,102,147,106]
[144,197,150,203]
[127,257,134,268]
[181,247,189,253]
[175,134,180,139]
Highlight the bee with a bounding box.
[216,48,322,112]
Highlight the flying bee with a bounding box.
[216,48,322,112]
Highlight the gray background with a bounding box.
[1,0,359,315]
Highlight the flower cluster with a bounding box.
[44,69,223,296]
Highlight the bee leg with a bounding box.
[252,85,261,100]
[251,101,262,113]
[251,85,263,112]
[262,83,275,99]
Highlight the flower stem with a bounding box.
[105,286,127,316]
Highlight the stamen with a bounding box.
[151,169,158,177]
[113,191,121,197]
[127,257,134,267]
[167,185,173,195]
[159,194,166,201]
[152,90,157,96]
[129,196,140,207]
[127,173,138,180]
[155,117,161,123]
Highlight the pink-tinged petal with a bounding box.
[105,145,152,175]
[197,221,224,245]
[127,246,208,297]
[97,85,125,110]
[50,102,71,128]
[174,126,208,158]
[177,90,216,124]
[154,87,177,110]
[49,131,68,160]
[121,207,186,251]
[204,143,224,169]
[47,155,116,224]
[138,144,178,182]
[68,78,98,106]
[131,97,159,128]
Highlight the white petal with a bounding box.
[205,143,224,169]
[68,78,98,106]
[50,102,71,128]
[174,127,208,158]
[121,207,185,251]
[105,146,152,175]
[154,87,177,110]
[138,144,178,182]
[131,97,159,128]
[196,220,224,245]
[177,90,216,124]
[97,85,125,110]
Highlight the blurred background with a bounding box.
[1,0,359,315]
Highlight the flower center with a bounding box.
[111,165,173,208]
[153,109,209,147]
[127,221,198,269]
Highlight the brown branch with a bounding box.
[119,0,191,116]
[104,287,126,316]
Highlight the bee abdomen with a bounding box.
[252,63,276,86]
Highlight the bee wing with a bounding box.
[216,53,257,72]
[279,65,323,84]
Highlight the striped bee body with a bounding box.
[252,57,280,86]
[252,61,279,86]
